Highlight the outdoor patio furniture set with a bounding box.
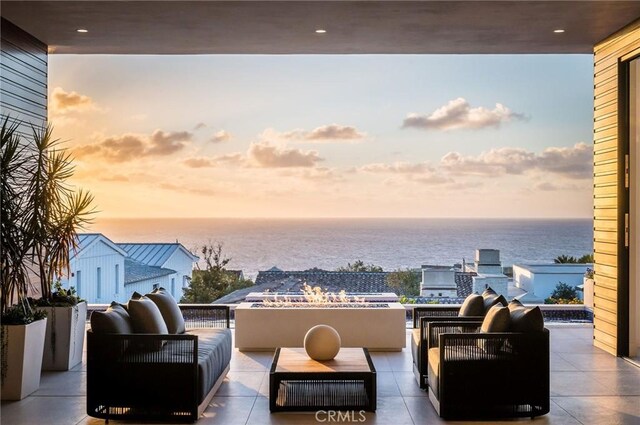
[411,288,550,419]
[85,286,549,422]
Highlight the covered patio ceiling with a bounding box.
[2,1,640,55]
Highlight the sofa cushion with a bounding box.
[90,302,133,334]
[508,299,524,309]
[482,287,507,312]
[173,328,232,403]
[458,294,485,317]
[128,292,169,334]
[147,287,186,334]
[508,302,544,333]
[481,304,511,333]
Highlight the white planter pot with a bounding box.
[235,302,406,351]
[1,318,47,400]
[39,302,87,371]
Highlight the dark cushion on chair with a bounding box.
[508,301,544,333]
[458,294,485,317]
[480,305,511,333]
[90,302,133,334]
[482,287,507,312]
[128,292,169,334]
[147,287,186,334]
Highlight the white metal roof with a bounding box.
[117,243,198,267]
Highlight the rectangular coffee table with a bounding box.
[269,347,377,412]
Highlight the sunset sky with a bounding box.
[49,54,594,218]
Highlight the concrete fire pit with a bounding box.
[234,302,406,351]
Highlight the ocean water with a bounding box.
[88,218,593,280]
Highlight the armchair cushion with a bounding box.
[147,287,186,334]
[508,301,544,333]
[480,305,510,333]
[90,302,133,334]
[482,287,507,312]
[458,294,485,317]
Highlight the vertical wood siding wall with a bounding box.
[593,19,640,355]
[0,18,47,136]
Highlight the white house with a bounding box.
[62,233,128,303]
[61,234,198,303]
[421,266,458,298]
[513,263,592,303]
[117,243,199,301]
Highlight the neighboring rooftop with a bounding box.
[123,258,175,285]
[71,233,127,259]
[216,269,392,304]
[117,243,197,267]
[513,263,593,274]
[455,272,476,298]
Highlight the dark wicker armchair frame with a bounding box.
[426,321,550,419]
[411,306,483,388]
[87,305,230,423]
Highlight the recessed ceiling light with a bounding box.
[76,28,88,33]
[315,29,327,34]
[553,29,565,33]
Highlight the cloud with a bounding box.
[183,157,215,168]
[194,122,207,130]
[148,130,192,155]
[359,161,450,185]
[50,87,97,114]
[359,162,433,174]
[269,124,366,143]
[74,129,193,162]
[210,130,231,143]
[182,153,245,169]
[247,142,323,168]
[402,97,526,131]
[279,167,343,182]
[440,142,592,179]
[536,143,593,179]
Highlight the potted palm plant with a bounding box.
[0,118,92,399]
[24,123,94,371]
[1,118,48,400]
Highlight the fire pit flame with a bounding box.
[262,283,366,307]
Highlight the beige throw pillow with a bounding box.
[458,294,485,317]
[480,304,511,333]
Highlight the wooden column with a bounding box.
[593,19,640,356]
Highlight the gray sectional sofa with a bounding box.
[86,289,231,422]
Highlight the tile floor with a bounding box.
[1,324,639,425]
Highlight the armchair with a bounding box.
[426,321,549,419]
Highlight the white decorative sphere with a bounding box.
[304,324,341,361]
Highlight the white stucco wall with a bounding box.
[513,264,591,300]
[161,248,196,300]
